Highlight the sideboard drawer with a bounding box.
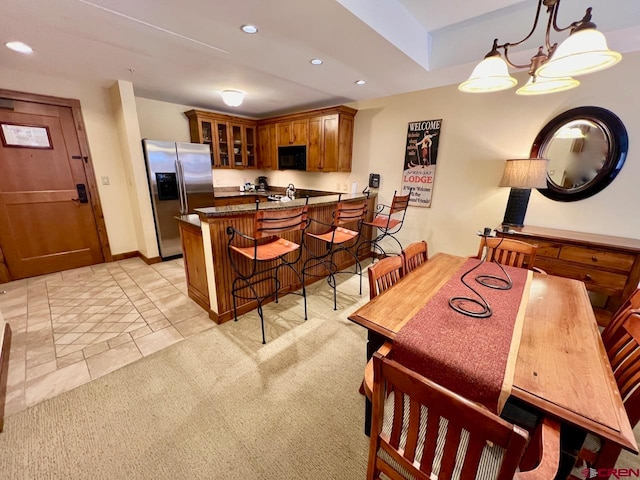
[535,258,628,295]
[531,240,561,259]
[558,246,635,272]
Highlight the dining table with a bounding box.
[348,252,638,460]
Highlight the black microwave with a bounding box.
[278,145,306,170]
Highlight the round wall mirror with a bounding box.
[531,106,628,202]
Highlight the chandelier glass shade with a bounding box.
[459,0,621,95]
[515,75,579,95]
[535,28,622,78]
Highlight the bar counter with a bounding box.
[177,192,377,324]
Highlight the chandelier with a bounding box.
[459,0,621,95]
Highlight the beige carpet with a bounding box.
[0,280,371,479]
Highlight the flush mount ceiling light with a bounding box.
[355,80,366,85]
[459,0,621,95]
[241,24,258,34]
[5,41,33,54]
[220,90,244,107]
[309,58,323,65]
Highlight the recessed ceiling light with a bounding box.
[241,25,258,34]
[310,58,323,65]
[5,41,33,54]
[355,80,366,85]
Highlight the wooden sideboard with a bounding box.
[497,225,640,327]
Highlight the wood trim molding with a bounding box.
[0,89,113,264]
[138,252,162,265]
[113,250,163,265]
[0,322,12,432]
[0,245,10,284]
[111,251,139,262]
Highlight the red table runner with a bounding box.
[392,258,531,413]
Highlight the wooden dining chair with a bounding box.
[477,237,540,271]
[367,255,405,300]
[401,240,428,274]
[601,288,640,349]
[570,310,640,476]
[368,349,561,480]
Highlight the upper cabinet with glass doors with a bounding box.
[185,110,258,170]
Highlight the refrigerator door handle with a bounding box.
[175,159,186,214]
[178,160,189,214]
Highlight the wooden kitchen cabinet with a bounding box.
[257,124,276,169]
[307,113,353,172]
[276,119,308,146]
[185,110,257,169]
[187,105,357,172]
[497,225,640,327]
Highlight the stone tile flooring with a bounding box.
[0,257,214,417]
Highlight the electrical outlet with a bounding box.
[342,182,348,191]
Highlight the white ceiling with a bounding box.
[1,0,639,118]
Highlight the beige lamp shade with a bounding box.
[499,158,549,189]
[458,56,517,93]
[536,29,622,78]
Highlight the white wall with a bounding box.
[0,66,137,255]
[348,51,640,257]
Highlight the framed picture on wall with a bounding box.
[401,119,442,208]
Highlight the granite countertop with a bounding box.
[176,213,201,228]
[195,191,373,218]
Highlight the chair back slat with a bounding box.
[478,237,538,270]
[254,205,308,239]
[389,193,410,215]
[368,353,530,480]
[335,200,367,226]
[367,255,405,300]
[459,437,485,480]
[404,397,421,462]
[439,423,463,478]
[402,241,429,274]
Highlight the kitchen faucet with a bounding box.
[286,183,296,199]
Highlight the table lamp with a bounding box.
[499,158,549,227]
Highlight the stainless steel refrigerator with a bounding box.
[142,140,214,259]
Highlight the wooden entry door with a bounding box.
[0,99,104,279]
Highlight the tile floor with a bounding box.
[0,257,214,417]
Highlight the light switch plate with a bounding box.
[101,176,110,185]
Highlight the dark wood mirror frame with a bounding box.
[531,106,628,202]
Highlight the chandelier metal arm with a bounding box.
[552,4,593,34]
[494,0,545,52]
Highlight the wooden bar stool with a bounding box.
[303,195,369,310]
[226,200,309,344]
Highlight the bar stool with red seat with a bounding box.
[303,195,369,310]
[359,189,411,258]
[226,199,309,344]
